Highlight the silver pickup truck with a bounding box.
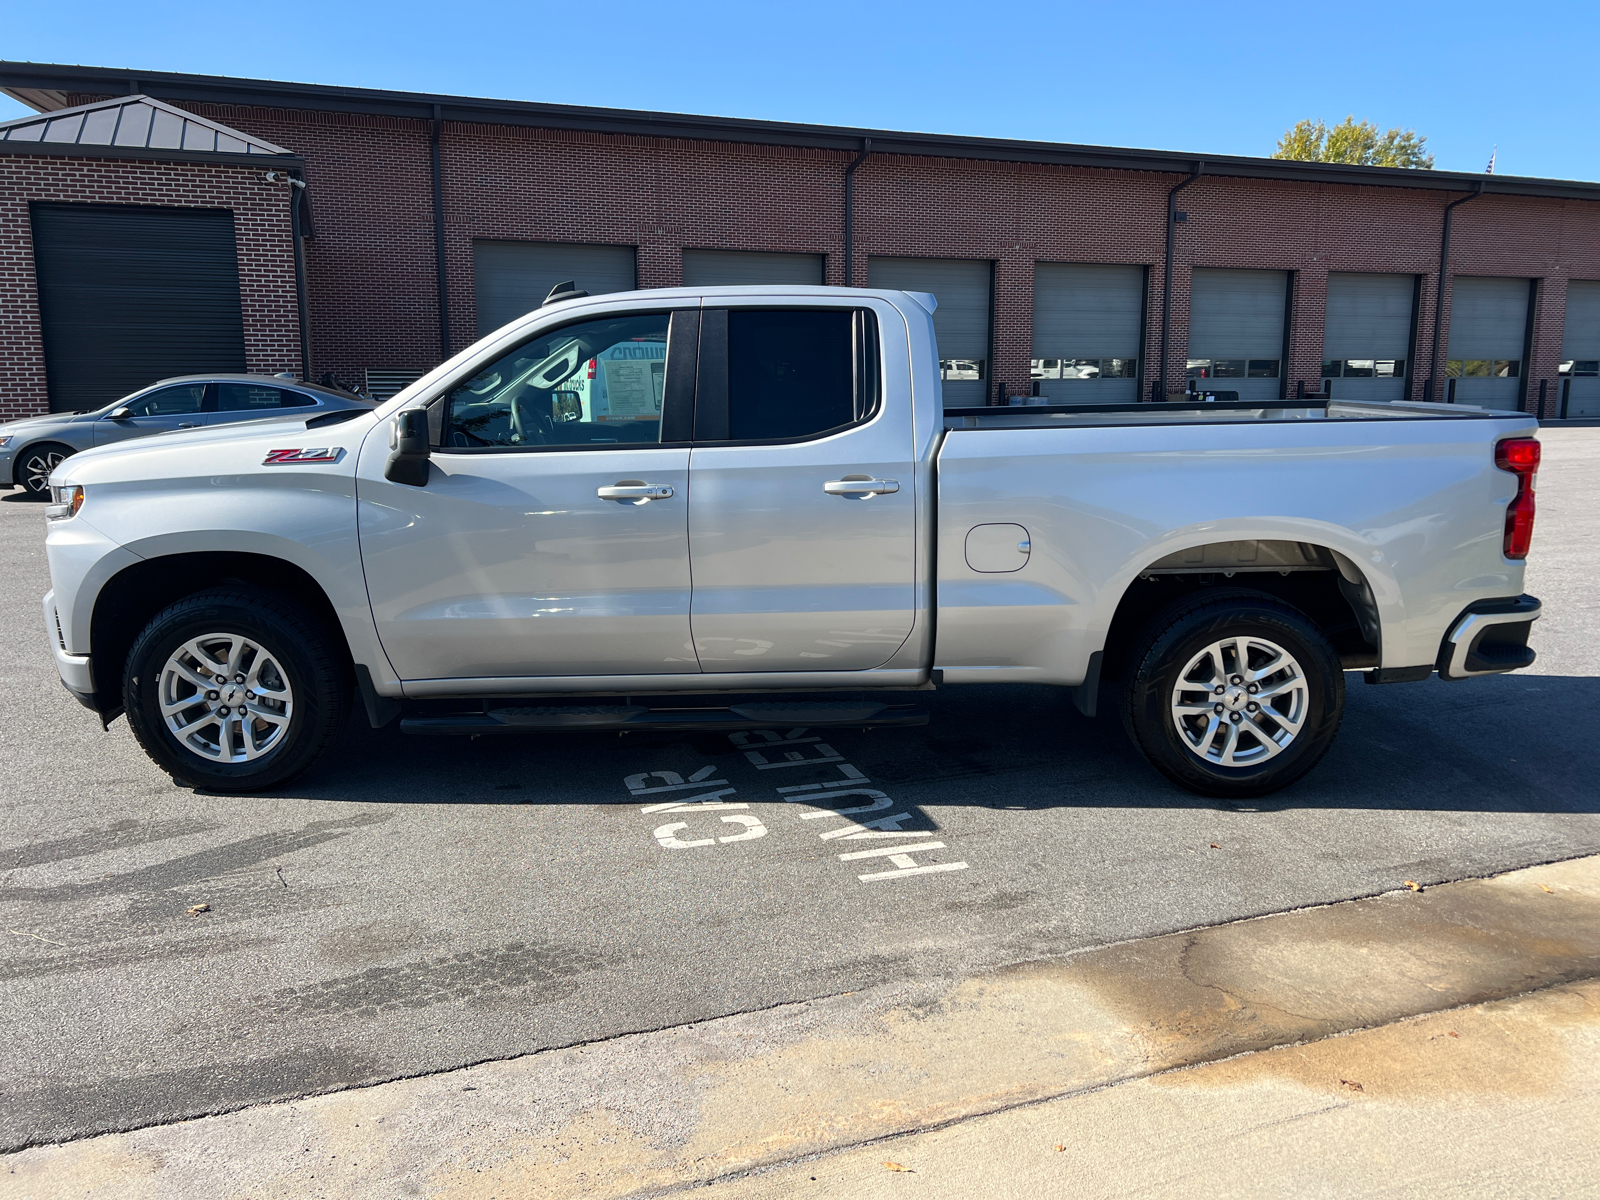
[41,286,1542,799]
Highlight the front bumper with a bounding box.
[1437,594,1540,681]
[43,589,96,707]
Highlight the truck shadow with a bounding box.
[288,672,1600,817]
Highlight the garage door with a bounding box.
[30,203,247,414]
[682,250,823,287]
[1445,276,1530,411]
[1323,272,1415,402]
[1187,269,1287,402]
[1032,263,1143,403]
[868,256,991,406]
[473,241,636,337]
[1560,280,1600,417]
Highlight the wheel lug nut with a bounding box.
[1230,675,1243,685]
[206,690,219,701]
[218,706,230,716]
[1230,712,1242,723]
[1247,702,1259,712]
[1213,703,1224,714]
[1214,685,1225,695]
[234,674,245,684]
[1247,683,1258,694]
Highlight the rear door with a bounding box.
[686,301,918,672]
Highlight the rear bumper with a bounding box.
[43,589,96,705]
[1437,594,1540,681]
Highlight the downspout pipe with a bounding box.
[287,173,312,382]
[842,137,872,287]
[1426,180,1485,402]
[1156,162,1203,401]
[430,104,452,362]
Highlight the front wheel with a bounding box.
[17,442,74,499]
[1121,591,1344,799]
[124,587,349,792]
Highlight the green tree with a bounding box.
[1272,116,1434,169]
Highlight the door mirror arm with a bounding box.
[106,407,133,421]
[385,408,431,486]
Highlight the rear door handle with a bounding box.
[597,483,674,502]
[824,478,900,497]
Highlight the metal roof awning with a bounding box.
[0,61,1596,201]
[0,92,301,166]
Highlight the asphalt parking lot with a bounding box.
[2,427,1597,1153]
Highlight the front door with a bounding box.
[94,381,209,445]
[358,305,701,682]
[687,304,918,672]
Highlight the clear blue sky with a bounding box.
[3,0,1595,181]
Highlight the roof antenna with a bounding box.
[542,280,588,306]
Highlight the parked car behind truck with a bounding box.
[1,374,374,498]
[40,286,1542,798]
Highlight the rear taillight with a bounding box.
[1494,437,1540,559]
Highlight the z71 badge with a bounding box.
[263,447,345,465]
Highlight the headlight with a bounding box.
[45,484,84,521]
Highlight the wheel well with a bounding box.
[1099,542,1379,685]
[89,552,351,715]
[12,440,75,486]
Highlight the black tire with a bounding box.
[16,442,75,499]
[1121,590,1344,799]
[124,587,349,792]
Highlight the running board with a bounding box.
[399,701,929,736]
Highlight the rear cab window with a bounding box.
[696,307,880,442]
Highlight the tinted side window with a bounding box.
[727,310,855,441]
[439,312,670,450]
[126,383,206,415]
[216,384,312,411]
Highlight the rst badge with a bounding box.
[263,447,345,465]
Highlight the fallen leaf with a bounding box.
[883,1162,913,1172]
[1209,844,1221,849]
[186,903,210,917]
[1538,885,1555,894]
[1448,1031,1460,1038]
[1053,1145,1066,1153]
[1340,1078,1364,1092]
[1403,881,1422,892]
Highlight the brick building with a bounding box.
[3,61,1600,422]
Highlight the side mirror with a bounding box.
[107,406,133,420]
[384,408,431,486]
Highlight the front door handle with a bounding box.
[598,483,675,502]
[178,422,201,429]
[824,477,900,497]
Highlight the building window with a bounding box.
[1559,360,1599,376]
[940,358,985,381]
[1187,358,1277,379]
[1030,357,1136,380]
[1445,359,1520,378]
[1322,359,1406,379]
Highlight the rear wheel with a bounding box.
[1121,590,1344,798]
[124,587,349,792]
[17,442,74,499]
